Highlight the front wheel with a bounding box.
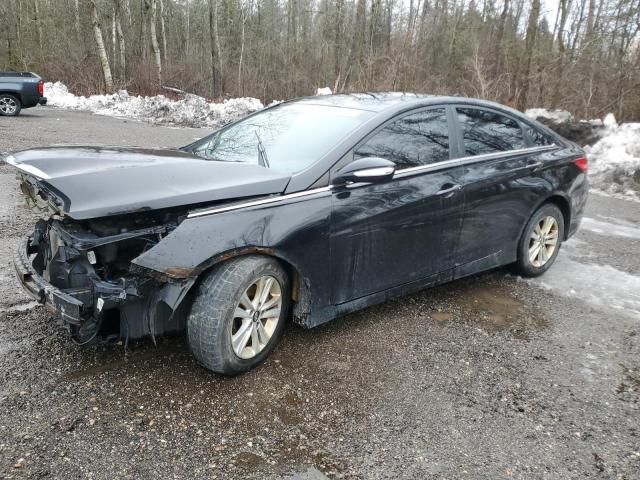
[187,255,290,375]
[514,203,565,277]
[0,94,22,116]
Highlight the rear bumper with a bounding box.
[567,174,589,239]
[14,236,85,324]
[38,97,47,105]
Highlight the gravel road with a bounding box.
[0,107,638,479]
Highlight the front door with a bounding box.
[330,107,466,304]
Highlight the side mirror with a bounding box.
[331,157,396,186]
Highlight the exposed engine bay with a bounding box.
[20,207,196,344]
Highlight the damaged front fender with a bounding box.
[132,189,333,326]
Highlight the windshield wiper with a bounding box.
[254,131,270,169]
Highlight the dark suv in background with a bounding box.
[0,71,47,116]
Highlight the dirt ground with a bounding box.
[0,108,638,479]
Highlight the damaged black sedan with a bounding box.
[5,94,588,375]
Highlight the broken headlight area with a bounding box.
[25,212,194,344]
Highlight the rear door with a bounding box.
[330,106,466,303]
[453,106,557,273]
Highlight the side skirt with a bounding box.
[300,250,516,329]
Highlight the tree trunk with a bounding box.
[112,9,117,71]
[159,0,168,63]
[141,1,148,61]
[34,0,43,50]
[334,0,345,82]
[208,0,224,97]
[115,0,126,81]
[147,0,162,86]
[551,0,569,108]
[75,0,81,38]
[492,0,509,78]
[185,0,190,55]
[516,0,540,110]
[238,6,246,97]
[88,0,114,92]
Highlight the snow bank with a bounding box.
[316,87,332,96]
[525,108,573,124]
[527,108,639,200]
[44,81,264,128]
[584,115,640,200]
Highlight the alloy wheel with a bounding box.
[528,215,559,267]
[0,97,17,115]
[231,275,282,359]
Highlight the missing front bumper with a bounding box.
[14,236,86,324]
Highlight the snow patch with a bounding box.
[316,87,332,96]
[529,246,640,320]
[584,116,640,200]
[44,81,264,128]
[525,108,573,124]
[580,216,640,239]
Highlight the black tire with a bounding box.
[514,203,565,277]
[0,94,22,116]
[187,255,290,375]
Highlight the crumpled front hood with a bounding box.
[4,146,291,219]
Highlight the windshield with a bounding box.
[191,103,373,173]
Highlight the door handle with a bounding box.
[436,183,462,196]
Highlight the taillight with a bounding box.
[573,155,588,172]
[38,80,44,96]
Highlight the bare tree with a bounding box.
[159,0,168,62]
[87,0,114,92]
[208,0,224,97]
[114,0,126,81]
[146,0,162,86]
[34,0,43,50]
[517,0,541,110]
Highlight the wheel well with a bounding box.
[196,251,311,325]
[543,195,571,239]
[0,91,22,103]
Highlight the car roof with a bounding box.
[292,92,528,118]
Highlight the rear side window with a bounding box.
[526,126,555,146]
[355,108,450,169]
[456,108,526,155]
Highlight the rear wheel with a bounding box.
[0,94,21,116]
[515,203,565,277]
[187,255,290,375]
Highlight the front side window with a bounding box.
[457,108,526,155]
[355,108,450,169]
[190,103,373,174]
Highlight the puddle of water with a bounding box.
[431,312,453,322]
[282,467,330,479]
[429,281,548,338]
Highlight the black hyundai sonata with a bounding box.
[5,93,588,374]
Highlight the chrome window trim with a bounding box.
[393,144,557,178]
[187,144,557,218]
[187,186,332,218]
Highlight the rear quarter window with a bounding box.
[457,107,526,155]
[526,126,556,146]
